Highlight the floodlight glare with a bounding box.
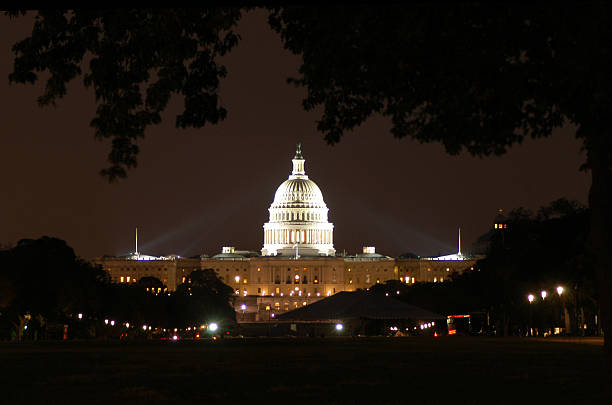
[335,323,344,331]
[209,322,219,332]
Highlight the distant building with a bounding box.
[93,145,479,321]
[92,229,200,291]
[493,208,508,230]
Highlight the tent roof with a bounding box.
[277,291,445,321]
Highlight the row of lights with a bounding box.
[420,322,435,330]
[77,314,223,339]
[528,286,564,303]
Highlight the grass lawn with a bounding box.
[1,337,606,404]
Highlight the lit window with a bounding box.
[126,276,131,282]
[120,276,124,283]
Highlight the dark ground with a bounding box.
[1,337,606,404]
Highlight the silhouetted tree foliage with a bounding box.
[375,199,596,336]
[0,238,235,340]
[137,276,165,290]
[0,237,109,340]
[7,9,244,180]
[172,269,235,328]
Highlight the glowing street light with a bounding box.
[541,290,547,300]
[335,323,344,331]
[557,286,564,296]
[208,322,219,332]
[527,294,534,337]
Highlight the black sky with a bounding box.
[0,10,589,259]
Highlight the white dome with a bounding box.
[262,143,335,257]
[272,178,325,208]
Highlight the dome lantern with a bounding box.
[291,142,306,177]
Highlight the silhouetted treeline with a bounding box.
[373,199,598,337]
[0,237,235,341]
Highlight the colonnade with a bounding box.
[264,229,332,245]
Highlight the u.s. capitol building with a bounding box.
[94,144,478,321]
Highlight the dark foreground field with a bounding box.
[1,337,606,404]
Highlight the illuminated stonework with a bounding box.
[261,144,335,257]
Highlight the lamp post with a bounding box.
[556,286,565,334]
[527,294,535,337]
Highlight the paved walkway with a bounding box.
[532,336,604,345]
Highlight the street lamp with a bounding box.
[557,285,565,334]
[527,294,534,337]
[541,290,547,300]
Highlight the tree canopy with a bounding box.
[376,199,596,336]
[0,237,235,340]
[8,9,243,180]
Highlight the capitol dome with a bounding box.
[261,144,335,257]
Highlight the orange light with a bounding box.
[434,332,438,337]
[212,336,217,341]
[448,314,470,318]
[448,329,457,335]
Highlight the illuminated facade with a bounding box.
[261,143,335,257]
[94,144,478,321]
[92,252,200,291]
[202,245,476,321]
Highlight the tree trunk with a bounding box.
[586,133,612,383]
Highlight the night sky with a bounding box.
[0,11,589,259]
